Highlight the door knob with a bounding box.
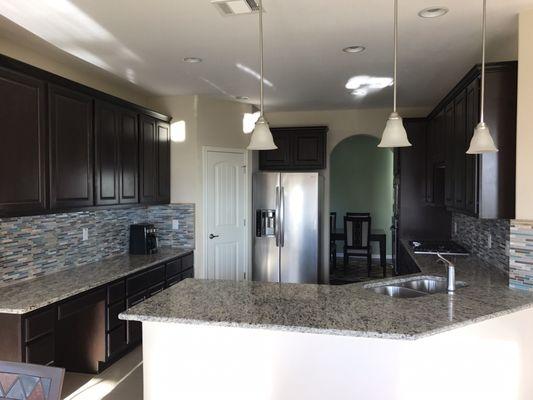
[209,234,220,239]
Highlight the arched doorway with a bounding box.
[329,134,393,284]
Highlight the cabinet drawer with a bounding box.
[148,282,164,298]
[107,300,126,331]
[126,265,165,295]
[25,334,54,365]
[107,323,127,359]
[126,290,147,309]
[24,308,55,342]
[107,280,125,304]
[166,273,181,288]
[182,268,194,280]
[58,288,106,320]
[165,258,181,278]
[181,253,194,270]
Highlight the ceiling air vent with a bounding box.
[211,0,261,16]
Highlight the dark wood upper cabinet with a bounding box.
[259,132,292,169]
[465,79,480,215]
[139,115,158,204]
[95,101,119,206]
[156,121,171,204]
[49,84,94,210]
[259,126,327,171]
[0,68,47,217]
[95,102,140,206]
[119,108,139,204]
[0,54,170,217]
[425,61,517,219]
[453,90,467,209]
[443,102,455,208]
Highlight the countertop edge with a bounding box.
[0,249,193,315]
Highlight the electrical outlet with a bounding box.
[172,219,180,230]
[82,228,89,241]
[487,233,492,249]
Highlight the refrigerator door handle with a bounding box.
[280,186,285,247]
[275,186,280,247]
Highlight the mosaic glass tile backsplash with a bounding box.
[452,213,510,273]
[510,220,533,291]
[0,204,194,286]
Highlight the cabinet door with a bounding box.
[95,101,119,205]
[119,109,139,204]
[425,118,436,204]
[139,115,157,204]
[156,121,170,204]
[259,131,292,170]
[0,68,47,216]
[465,79,480,215]
[444,102,455,208]
[49,85,94,209]
[453,91,467,210]
[292,131,326,169]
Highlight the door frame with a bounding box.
[202,146,251,281]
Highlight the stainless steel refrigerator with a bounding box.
[252,172,321,284]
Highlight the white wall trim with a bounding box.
[202,146,250,281]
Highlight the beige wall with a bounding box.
[0,36,152,106]
[516,10,533,220]
[267,107,430,281]
[147,95,252,277]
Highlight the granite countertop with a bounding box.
[121,240,533,340]
[0,247,193,314]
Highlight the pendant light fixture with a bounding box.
[378,0,412,148]
[247,0,277,150]
[466,0,498,154]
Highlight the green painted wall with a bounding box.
[330,135,393,256]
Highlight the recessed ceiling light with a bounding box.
[418,7,449,18]
[342,46,366,54]
[183,57,203,63]
[236,96,249,100]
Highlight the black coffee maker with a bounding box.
[129,223,158,255]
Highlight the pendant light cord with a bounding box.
[259,0,265,117]
[393,0,398,113]
[480,0,486,124]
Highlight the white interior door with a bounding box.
[205,148,247,280]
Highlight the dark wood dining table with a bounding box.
[331,228,387,277]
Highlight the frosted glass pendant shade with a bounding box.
[466,122,498,154]
[378,112,412,148]
[247,116,277,150]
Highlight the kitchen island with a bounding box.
[121,244,533,399]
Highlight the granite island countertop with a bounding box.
[120,240,533,340]
[0,247,193,314]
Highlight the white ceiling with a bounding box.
[0,0,532,111]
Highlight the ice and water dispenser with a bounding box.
[256,209,276,237]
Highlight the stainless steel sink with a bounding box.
[366,276,467,298]
[370,286,428,298]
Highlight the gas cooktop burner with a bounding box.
[409,240,469,256]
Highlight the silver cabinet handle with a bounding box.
[280,186,285,247]
[275,186,280,247]
[209,234,220,239]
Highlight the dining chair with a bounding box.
[329,212,337,268]
[0,361,64,400]
[343,215,372,276]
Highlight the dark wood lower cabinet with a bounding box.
[0,252,194,373]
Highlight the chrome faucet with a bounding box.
[436,253,456,293]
